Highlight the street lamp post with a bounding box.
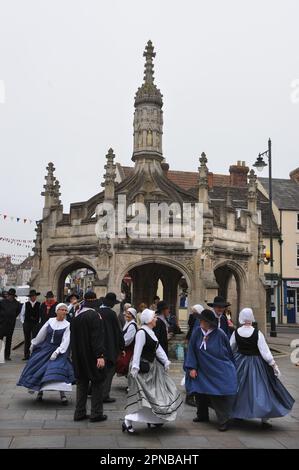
[253,138,277,337]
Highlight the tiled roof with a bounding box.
[259,177,299,211]
[120,166,231,190]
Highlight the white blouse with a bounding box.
[123,320,137,347]
[31,318,70,355]
[230,326,275,365]
[131,325,170,371]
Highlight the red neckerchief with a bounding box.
[44,299,56,315]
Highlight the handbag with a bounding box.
[139,359,150,374]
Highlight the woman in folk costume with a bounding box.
[184,304,204,407]
[123,309,183,434]
[116,307,138,377]
[230,308,295,428]
[17,303,74,405]
[184,309,238,431]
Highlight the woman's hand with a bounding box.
[189,369,198,379]
[96,358,105,369]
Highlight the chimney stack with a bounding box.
[229,161,249,187]
[290,168,299,183]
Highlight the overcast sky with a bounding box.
[0,0,298,259]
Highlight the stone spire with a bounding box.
[53,179,61,206]
[132,41,163,162]
[248,169,258,213]
[101,148,116,201]
[41,162,57,217]
[198,152,209,207]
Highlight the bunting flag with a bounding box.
[0,237,34,249]
[0,213,38,224]
[0,253,29,260]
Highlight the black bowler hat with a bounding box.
[207,296,231,308]
[29,289,40,297]
[66,293,80,302]
[198,309,218,328]
[7,288,17,297]
[84,291,97,301]
[156,301,169,314]
[45,291,55,298]
[103,292,120,305]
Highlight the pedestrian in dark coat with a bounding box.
[39,291,58,326]
[207,296,233,337]
[71,291,107,422]
[99,292,125,403]
[153,300,169,356]
[19,289,41,360]
[0,288,22,360]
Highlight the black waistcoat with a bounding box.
[235,328,260,356]
[140,328,159,363]
[24,301,41,323]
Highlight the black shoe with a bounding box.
[22,357,29,361]
[193,416,209,423]
[60,396,68,406]
[36,392,43,402]
[122,422,137,434]
[89,414,107,422]
[261,421,273,430]
[103,397,116,403]
[218,421,229,432]
[74,414,89,422]
[185,396,197,407]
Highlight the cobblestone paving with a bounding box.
[0,331,298,449]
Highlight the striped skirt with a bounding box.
[125,359,183,424]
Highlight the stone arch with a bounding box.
[53,257,98,301]
[213,260,248,323]
[116,257,193,314]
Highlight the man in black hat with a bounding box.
[19,289,41,360]
[153,300,170,356]
[71,291,107,422]
[0,288,22,360]
[39,291,58,326]
[65,293,80,323]
[207,296,232,337]
[99,292,125,403]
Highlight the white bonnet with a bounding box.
[127,307,137,319]
[192,304,204,315]
[140,308,156,325]
[239,308,255,325]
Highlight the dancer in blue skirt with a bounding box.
[17,303,74,405]
[230,308,295,428]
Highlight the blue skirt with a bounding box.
[232,353,295,419]
[17,341,75,392]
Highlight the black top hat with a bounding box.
[66,293,80,302]
[198,309,218,328]
[29,289,40,297]
[103,292,120,305]
[84,291,97,301]
[207,296,231,308]
[156,300,169,314]
[7,288,17,297]
[45,291,55,298]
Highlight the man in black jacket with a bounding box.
[19,289,41,360]
[153,300,170,356]
[0,288,22,360]
[99,292,125,403]
[71,291,107,422]
[39,291,58,326]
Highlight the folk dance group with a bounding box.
[17,292,294,433]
